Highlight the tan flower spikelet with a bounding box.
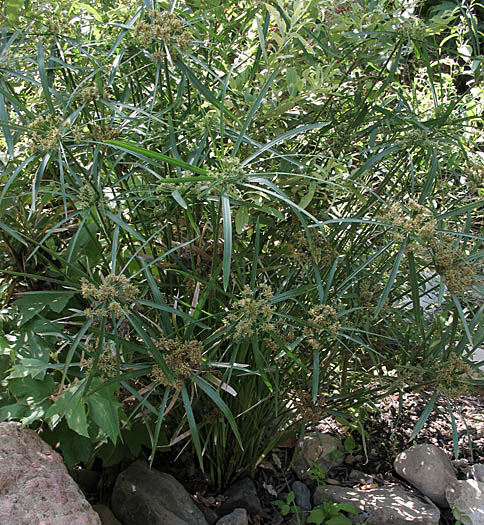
[291,389,326,425]
[134,10,191,51]
[150,336,204,389]
[303,304,341,351]
[431,236,477,293]
[288,229,338,267]
[81,274,139,319]
[225,284,275,341]
[435,353,471,399]
[80,341,119,379]
[381,200,437,245]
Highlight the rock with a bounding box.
[218,478,262,517]
[453,459,470,470]
[470,465,484,483]
[291,481,312,511]
[199,504,219,525]
[446,479,484,525]
[0,422,101,525]
[394,443,457,507]
[345,455,356,465]
[348,469,374,485]
[215,508,248,525]
[325,478,341,485]
[314,484,440,524]
[111,460,208,525]
[292,432,343,480]
[93,505,121,525]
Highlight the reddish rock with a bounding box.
[0,422,101,525]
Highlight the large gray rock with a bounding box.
[314,484,440,524]
[446,479,484,525]
[394,444,457,507]
[0,422,101,525]
[215,508,248,525]
[111,460,208,525]
[470,465,484,483]
[218,478,262,517]
[292,432,343,480]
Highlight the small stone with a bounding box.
[470,465,484,483]
[292,432,344,481]
[453,459,470,470]
[345,455,356,465]
[394,444,457,507]
[111,460,208,525]
[93,505,121,525]
[348,470,374,485]
[314,484,440,524]
[216,508,248,525]
[219,478,262,517]
[291,481,312,511]
[325,478,340,485]
[446,479,484,525]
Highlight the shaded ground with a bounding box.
[248,387,483,524]
[84,387,484,524]
[311,388,484,525]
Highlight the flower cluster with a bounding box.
[78,184,98,209]
[75,85,100,104]
[394,363,425,389]
[288,229,338,267]
[303,304,341,351]
[291,389,326,425]
[359,279,381,307]
[435,353,471,399]
[28,115,66,153]
[396,128,433,151]
[80,340,119,379]
[464,157,484,193]
[431,236,477,293]
[381,200,436,246]
[395,16,427,42]
[150,336,204,389]
[73,124,121,143]
[225,284,275,341]
[81,274,139,318]
[134,10,191,51]
[395,353,471,399]
[206,157,247,196]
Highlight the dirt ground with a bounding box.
[250,387,484,524]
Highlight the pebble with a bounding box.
[348,469,374,485]
[345,455,356,465]
[325,478,340,485]
[291,481,312,511]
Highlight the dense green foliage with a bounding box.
[0,0,483,488]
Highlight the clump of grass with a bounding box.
[0,0,482,488]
